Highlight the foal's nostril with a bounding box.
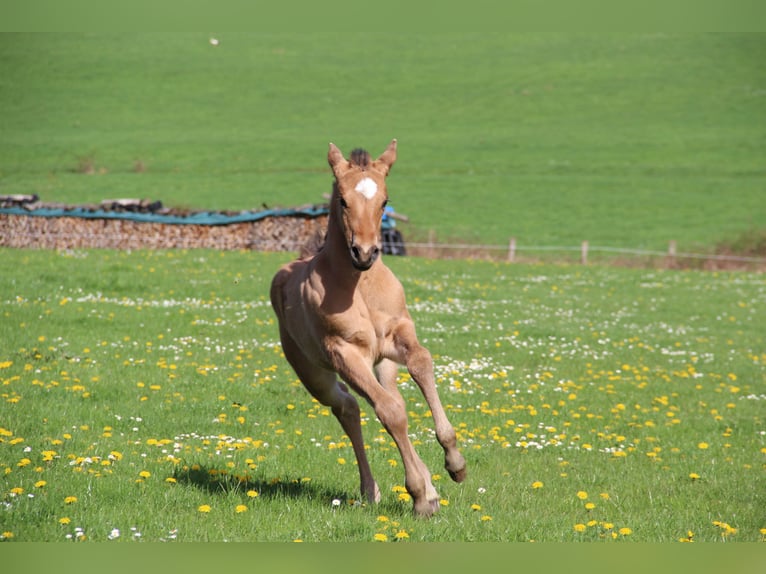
[351,246,361,260]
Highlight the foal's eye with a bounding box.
[340,197,348,209]
[382,199,388,209]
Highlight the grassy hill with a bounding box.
[1,33,764,251]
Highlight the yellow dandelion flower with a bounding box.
[576,491,588,500]
[246,490,259,498]
[602,522,614,530]
[41,450,58,462]
[470,503,482,511]
[10,487,24,496]
[198,504,212,513]
[585,502,596,511]
[679,530,695,542]
[337,458,346,465]
[165,477,177,484]
[480,515,492,521]
[619,527,632,536]
[573,523,587,533]
[397,492,411,502]
[394,529,410,540]
[34,480,47,488]
[531,481,544,489]
[689,472,700,480]
[439,499,449,506]
[235,505,248,513]
[139,470,151,478]
[59,517,71,525]
[374,533,388,542]
[377,515,389,523]
[64,496,77,505]
[599,492,610,500]
[697,442,709,450]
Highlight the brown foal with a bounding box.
[270,140,466,517]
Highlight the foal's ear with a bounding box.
[374,139,397,176]
[328,143,348,178]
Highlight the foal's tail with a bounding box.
[299,227,326,259]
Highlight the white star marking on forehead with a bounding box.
[354,177,378,199]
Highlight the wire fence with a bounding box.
[2,217,764,271]
[403,237,766,270]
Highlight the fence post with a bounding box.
[581,240,589,265]
[668,240,677,267]
[508,237,516,263]
[428,229,436,258]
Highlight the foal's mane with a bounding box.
[349,148,371,170]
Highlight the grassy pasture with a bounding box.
[1,33,764,251]
[1,248,764,542]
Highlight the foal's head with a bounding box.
[327,139,397,271]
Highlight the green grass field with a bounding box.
[1,32,764,545]
[1,248,763,542]
[1,33,764,251]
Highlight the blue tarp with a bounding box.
[0,205,329,226]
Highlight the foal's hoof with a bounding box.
[448,464,467,483]
[446,452,467,483]
[414,497,440,518]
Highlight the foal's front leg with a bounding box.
[393,322,467,483]
[331,343,440,517]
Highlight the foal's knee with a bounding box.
[376,393,408,434]
[406,345,433,381]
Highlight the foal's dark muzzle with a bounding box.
[350,244,380,271]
